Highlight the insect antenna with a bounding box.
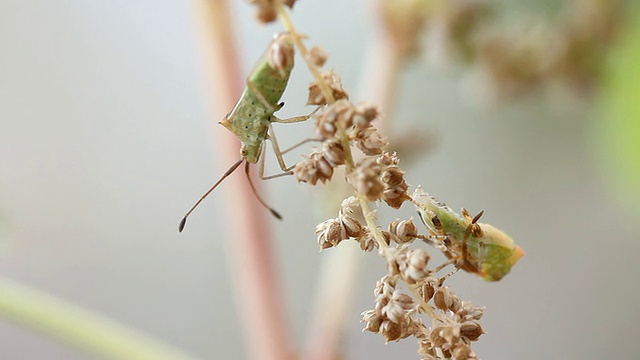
[244,161,282,220]
[179,158,245,232]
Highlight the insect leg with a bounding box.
[244,161,282,220]
[271,106,321,124]
[258,140,292,180]
[279,137,322,155]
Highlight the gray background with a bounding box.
[1,1,638,359]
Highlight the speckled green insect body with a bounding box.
[179,32,299,232]
[414,189,524,281]
[220,32,295,164]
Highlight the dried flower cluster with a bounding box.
[288,29,513,358]
[245,1,523,358]
[248,0,296,23]
[361,275,486,360]
[380,0,626,98]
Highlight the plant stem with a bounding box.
[291,2,410,357]
[0,276,197,360]
[192,1,295,359]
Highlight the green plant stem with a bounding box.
[0,276,197,360]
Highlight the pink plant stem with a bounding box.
[191,1,295,359]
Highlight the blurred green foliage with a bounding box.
[596,6,640,212]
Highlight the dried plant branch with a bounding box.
[268,2,523,359]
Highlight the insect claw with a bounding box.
[270,209,283,220]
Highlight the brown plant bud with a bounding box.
[313,100,353,139]
[389,218,418,244]
[268,33,294,76]
[353,126,388,155]
[381,290,414,324]
[247,0,296,23]
[322,137,346,167]
[451,344,472,360]
[440,325,461,346]
[339,213,363,238]
[419,279,437,302]
[429,326,447,348]
[419,339,438,359]
[374,275,397,298]
[351,103,379,129]
[434,286,455,311]
[307,69,349,105]
[293,151,334,185]
[308,46,328,67]
[380,161,409,209]
[315,218,347,249]
[362,309,383,333]
[358,230,378,252]
[460,320,484,341]
[456,302,485,322]
[407,249,431,282]
[381,320,403,342]
[380,230,393,246]
[381,166,405,187]
[378,151,400,166]
[348,158,385,201]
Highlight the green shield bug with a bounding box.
[413,188,524,281]
[179,32,316,232]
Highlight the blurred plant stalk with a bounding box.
[0,276,197,360]
[192,1,295,359]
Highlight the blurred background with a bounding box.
[1,1,639,359]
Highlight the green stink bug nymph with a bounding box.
[413,188,524,281]
[179,32,316,232]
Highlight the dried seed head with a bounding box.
[362,309,383,333]
[405,249,431,283]
[358,229,378,252]
[307,69,349,105]
[315,218,347,249]
[460,320,484,341]
[389,218,418,244]
[308,46,328,67]
[293,151,334,185]
[418,339,438,357]
[456,301,485,322]
[381,319,403,342]
[433,287,452,311]
[340,196,361,214]
[374,275,397,298]
[379,156,409,208]
[247,0,296,23]
[339,213,363,238]
[322,138,346,167]
[351,103,379,129]
[381,290,414,324]
[419,278,438,302]
[352,126,388,155]
[451,343,473,360]
[348,157,385,202]
[313,100,352,139]
[268,33,294,76]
